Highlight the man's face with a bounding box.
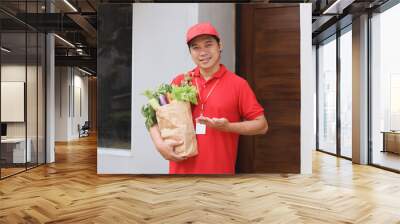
[188,35,222,70]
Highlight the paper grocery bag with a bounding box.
[156,101,198,157]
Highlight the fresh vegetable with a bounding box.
[148,98,160,110]
[141,104,156,130]
[159,95,168,106]
[171,85,198,105]
[141,77,198,129]
[143,89,156,99]
[158,84,172,96]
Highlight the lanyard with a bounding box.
[195,76,220,116]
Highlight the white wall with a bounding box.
[55,67,69,141]
[71,73,89,138]
[98,3,236,174]
[198,3,235,72]
[300,3,313,174]
[55,67,89,141]
[1,65,26,81]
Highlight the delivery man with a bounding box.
[149,22,268,174]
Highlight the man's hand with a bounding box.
[196,115,268,135]
[197,116,230,132]
[156,139,187,162]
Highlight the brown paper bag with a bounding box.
[156,101,198,157]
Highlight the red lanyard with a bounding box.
[195,77,220,116]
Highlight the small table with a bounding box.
[1,138,32,164]
[381,131,400,154]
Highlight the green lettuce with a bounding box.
[171,85,198,105]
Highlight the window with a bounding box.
[0,1,46,179]
[340,28,352,158]
[370,3,400,171]
[318,36,337,155]
[97,4,132,150]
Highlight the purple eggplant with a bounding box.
[159,94,168,106]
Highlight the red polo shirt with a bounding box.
[170,64,264,174]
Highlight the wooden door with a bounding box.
[236,4,301,173]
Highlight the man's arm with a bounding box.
[198,115,268,135]
[149,125,187,162]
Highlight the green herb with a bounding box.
[141,104,156,130]
[143,89,156,99]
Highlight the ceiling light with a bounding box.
[1,47,11,53]
[54,34,75,48]
[322,0,355,15]
[63,0,78,12]
[78,67,93,76]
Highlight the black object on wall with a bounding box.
[97,4,132,149]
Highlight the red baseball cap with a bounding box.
[186,22,220,44]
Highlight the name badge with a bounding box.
[196,123,206,135]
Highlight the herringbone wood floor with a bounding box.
[1,134,400,224]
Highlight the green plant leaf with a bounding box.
[141,104,157,130]
[171,85,198,105]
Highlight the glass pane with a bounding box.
[340,29,352,158]
[318,37,337,154]
[27,31,38,169]
[371,4,400,171]
[1,30,27,177]
[38,32,45,165]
